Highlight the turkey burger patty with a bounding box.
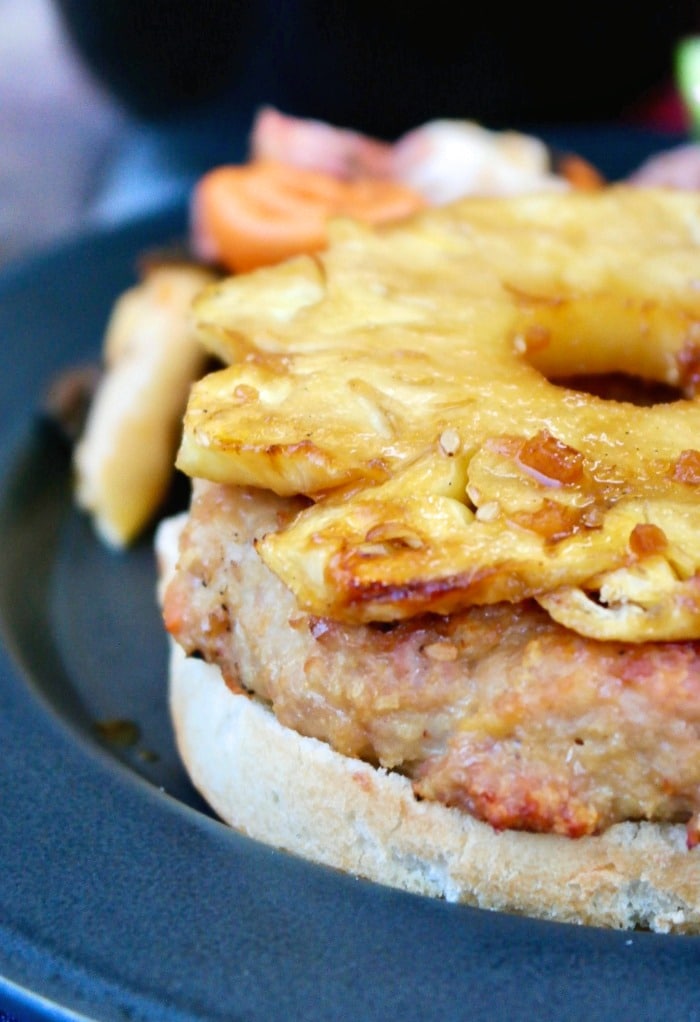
[163,479,700,843]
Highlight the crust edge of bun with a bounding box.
[158,513,700,935]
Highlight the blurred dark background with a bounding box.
[52,0,698,136]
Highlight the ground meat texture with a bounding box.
[163,480,700,840]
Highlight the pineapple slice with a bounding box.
[177,187,700,638]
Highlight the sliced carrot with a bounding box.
[191,158,426,273]
[557,154,606,191]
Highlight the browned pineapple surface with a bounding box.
[177,187,700,640]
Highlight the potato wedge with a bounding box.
[74,262,217,548]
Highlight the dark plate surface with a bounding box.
[1,131,700,1022]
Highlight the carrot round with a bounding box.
[191,158,426,273]
[557,154,606,191]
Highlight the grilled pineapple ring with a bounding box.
[177,187,700,641]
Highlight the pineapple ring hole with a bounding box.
[548,372,685,407]
[511,300,697,407]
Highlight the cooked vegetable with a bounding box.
[191,158,425,272]
[74,263,217,547]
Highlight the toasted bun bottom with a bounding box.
[159,515,700,933]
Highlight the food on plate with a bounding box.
[194,109,605,273]
[160,185,700,933]
[191,159,426,273]
[250,106,604,200]
[179,188,700,641]
[388,118,603,200]
[629,142,700,189]
[249,105,395,180]
[74,261,217,547]
[76,110,604,550]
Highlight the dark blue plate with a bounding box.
[1,132,699,1022]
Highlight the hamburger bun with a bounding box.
[157,513,700,934]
